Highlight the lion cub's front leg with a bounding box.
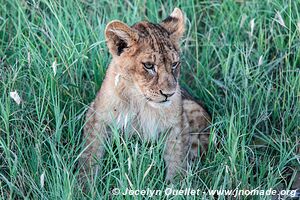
[164,115,190,182]
[79,102,109,180]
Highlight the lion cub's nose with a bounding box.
[160,90,175,99]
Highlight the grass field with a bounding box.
[1,0,300,199]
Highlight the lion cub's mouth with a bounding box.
[158,99,170,103]
[145,97,172,108]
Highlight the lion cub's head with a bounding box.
[105,8,185,107]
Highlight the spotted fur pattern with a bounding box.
[79,8,211,182]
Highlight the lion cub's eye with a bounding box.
[172,62,180,69]
[143,62,155,71]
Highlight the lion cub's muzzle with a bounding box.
[159,90,175,102]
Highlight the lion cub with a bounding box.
[80,8,211,182]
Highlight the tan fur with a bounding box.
[80,8,211,182]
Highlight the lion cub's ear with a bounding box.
[160,8,185,45]
[105,20,139,56]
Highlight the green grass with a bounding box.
[1,0,300,199]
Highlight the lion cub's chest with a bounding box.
[113,104,174,140]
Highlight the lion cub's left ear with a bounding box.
[160,8,185,45]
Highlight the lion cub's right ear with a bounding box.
[105,20,139,56]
